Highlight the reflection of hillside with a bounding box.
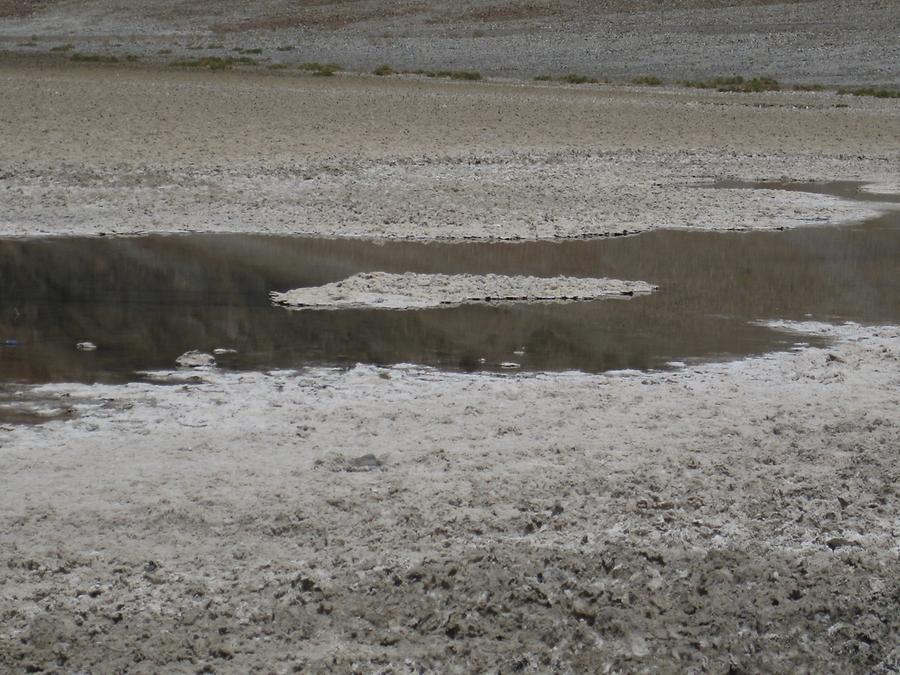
[0,213,897,383]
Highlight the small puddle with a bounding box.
[0,184,898,384]
[713,179,900,205]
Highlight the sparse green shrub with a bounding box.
[267,63,288,70]
[373,64,395,76]
[560,73,598,84]
[298,62,341,76]
[417,70,481,80]
[157,49,172,55]
[170,56,257,69]
[125,54,140,62]
[70,53,119,63]
[837,87,900,99]
[719,76,779,92]
[276,45,294,51]
[632,75,662,86]
[50,43,74,52]
[682,75,745,89]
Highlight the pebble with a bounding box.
[176,350,216,368]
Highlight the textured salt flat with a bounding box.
[271,272,655,310]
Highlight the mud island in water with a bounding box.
[1,1,899,672]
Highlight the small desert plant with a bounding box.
[632,75,662,86]
[560,73,598,84]
[472,30,486,38]
[70,53,119,63]
[267,63,288,70]
[792,83,827,92]
[720,76,779,92]
[416,70,481,80]
[298,62,341,76]
[236,47,263,54]
[171,56,257,69]
[682,75,745,89]
[125,54,140,62]
[837,87,900,99]
[157,49,172,55]
[276,45,294,51]
[50,43,74,52]
[373,64,395,76]
[206,43,224,49]
[448,70,481,80]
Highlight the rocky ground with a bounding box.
[0,0,898,87]
[1,1,899,672]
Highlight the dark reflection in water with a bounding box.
[0,209,897,383]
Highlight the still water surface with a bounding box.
[0,188,897,383]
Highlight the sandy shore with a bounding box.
[0,30,898,675]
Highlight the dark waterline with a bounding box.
[0,192,898,384]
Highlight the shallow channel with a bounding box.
[0,187,898,384]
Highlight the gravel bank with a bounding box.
[1,1,898,87]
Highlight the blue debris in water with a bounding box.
[3,339,20,348]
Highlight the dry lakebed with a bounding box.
[0,6,899,671]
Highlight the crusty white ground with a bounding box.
[0,66,897,240]
[0,321,897,672]
[271,272,655,310]
[0,60,898,673]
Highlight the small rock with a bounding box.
[213,348,237,355]
[826,537,858,551]
[500,362,521,369]
[630,635,650,657]
[346,454,383,472]
[76,341,97,351]
[176,350,216,368]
